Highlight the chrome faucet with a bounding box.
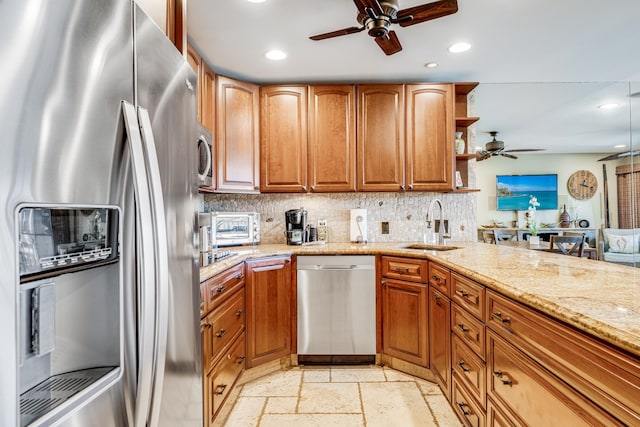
[426,198,449,245]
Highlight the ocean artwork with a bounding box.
[496,174,558,211]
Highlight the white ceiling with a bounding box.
[187,0,640,155]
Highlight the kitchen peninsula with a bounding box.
[201,242,640,426]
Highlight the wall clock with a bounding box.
[567,170,598,200]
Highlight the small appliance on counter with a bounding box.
[350,209,368,243]
[285,209,307,245]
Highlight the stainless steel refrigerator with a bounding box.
[0,1,202,426]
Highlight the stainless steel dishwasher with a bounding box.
[297,255,376,364]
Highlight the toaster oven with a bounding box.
[199,212,260,248]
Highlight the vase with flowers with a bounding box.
[527,195,541,245]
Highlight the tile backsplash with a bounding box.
[201,192,477,244]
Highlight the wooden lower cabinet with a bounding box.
[487,330,623,426]
[200,264,246,426]
[451,335,486,409]
[428,286,450,398]
[245,256,292,368]
[381,277,428,366]
[205,333,246,426]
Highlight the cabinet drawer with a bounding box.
[486,290,640,426]
[204,263,245,312]
[452,335,486,409]
[381,256,428,282]
[200,283,207,318]
[451,303,485,359]
[206,289,245,368]
[207,332,246,421]
[451,273,485,320]
[428,262,450,296]
[452,373,486,427]
[487,330,623,427]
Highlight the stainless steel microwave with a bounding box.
[197,124,213,188]
[199,212,260,248]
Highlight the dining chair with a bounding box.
[493,229,519,245]
[548,235,586,257]
[482,230,496,244]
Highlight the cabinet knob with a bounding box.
[236,355,246,365]
[400,185,405,191]
[431,274,441,283]
[381,280,387,286]
[214,384,227,395]
[235,274,244,280]
[456,323,469,332]
[408,184,414,190]
[236,309,245,317]
[311,185,316,191]
[215,328,227,338]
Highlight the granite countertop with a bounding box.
[200,241,640,358]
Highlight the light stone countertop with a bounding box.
[199,241,640,359]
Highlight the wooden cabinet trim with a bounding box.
[429,287,451,399]
[452,373,486,427]
[452,334,486,409]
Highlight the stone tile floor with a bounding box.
[220,365,462,426]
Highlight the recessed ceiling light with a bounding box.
[424,62,439,69]
[448,42,471,53]
[265,50,287,60]
[247,0,266,3]
[598,103,619,110]
[614,144,626,148]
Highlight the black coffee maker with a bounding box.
[285,209,307,245]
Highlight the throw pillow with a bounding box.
[606,234,639,254]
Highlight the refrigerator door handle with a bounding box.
[136,106,170,427]
[122,101,158,427]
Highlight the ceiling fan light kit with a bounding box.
[309,0,459,56]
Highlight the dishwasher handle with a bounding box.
[299,264,374,271]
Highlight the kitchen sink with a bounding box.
[398,243,462,251]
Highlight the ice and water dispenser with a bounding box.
[17,206,121,426]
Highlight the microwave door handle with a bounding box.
[197,134,212,182]
[122,101,157,427]
[137,106,170,427]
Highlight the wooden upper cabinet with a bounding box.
[186,44,202,123]
[357,85,405,191]
[308,85,356,192]
[259,86,308,193]
[216,75,260,193]
[405,83,455,191]
[200,63,216,132]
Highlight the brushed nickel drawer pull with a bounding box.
[491,311,511,324]
[236,355,246,364]
[201,321,212,329]
[456,402,471,416]
[214,384,227,395]
[215,328,227,338]
[457,360,470,372]
[235,274,244,280]
[456,323,470,332]
[433,293,441,301]
[493,370,513,386]
[211,285,226,297]
[236,309,244,317]
[431,274,441,282]
[395,266,410,273]
[381,280,387,286]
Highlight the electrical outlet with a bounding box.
[434,219,449,231]
[381,221,389,234]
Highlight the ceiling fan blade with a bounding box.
[598,150,640,161]
[503,148,546,153]
[375,30,402,55]
[397,0,458,27]
[309,26,365,41]
[501,153,518,159]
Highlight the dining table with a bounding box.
[497,239,597,259]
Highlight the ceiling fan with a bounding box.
[598,150,640,161]
[309,0,459,56]
[476,131,546,161]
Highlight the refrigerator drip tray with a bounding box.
[20,367,116,426]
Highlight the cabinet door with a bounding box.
[186,43,202,123]
[259,85,308,192]
[308,85,356,192]
[216,75,260,193]
[405,83,455,191]
[245,257,292,368]
[357,85,405,191]
[201,62,216,132]
[429,287,451,399]
[381,278,428,366]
